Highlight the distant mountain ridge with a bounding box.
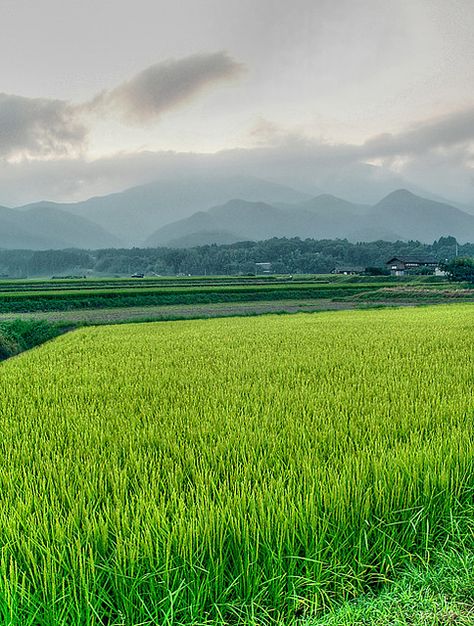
[0,204,121,250]
[145,189,474,247]
[3,177,474,250]
[19,175,309,245]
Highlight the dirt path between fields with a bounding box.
[0,298,422,325]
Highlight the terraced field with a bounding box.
[0,274,456,315]
[0,306,472,624]
[0,281,397,313]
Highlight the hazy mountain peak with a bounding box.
[219,198,272,209]
[379,189,419,202]
[368,189,474,243]
[313,193,348,202]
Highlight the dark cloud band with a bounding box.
[89,51,244,124]
[0,51,244,160]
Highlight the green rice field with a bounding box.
[0,305,472,624]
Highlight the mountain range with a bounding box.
[19,175,308,245]
[1,175,474,249]
[145,189,474,248]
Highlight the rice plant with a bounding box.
[0,305,472,624]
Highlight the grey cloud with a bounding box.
[89,52,244,124]
[0,94,87,159]
[363,107,474,157]
[0,150,211,205]
[241,109,474,198]
[251,107,474,163]
[0,51,243,160]
[1,136,473,210]
[0,107,473,207]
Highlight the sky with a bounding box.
[0,0,473,206]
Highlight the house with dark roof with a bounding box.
[386,257,439,276]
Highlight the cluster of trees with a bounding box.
[0,236,471,278]
[441,257,474,283]
[0,249,92,278]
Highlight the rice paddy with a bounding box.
[0,305,472,624]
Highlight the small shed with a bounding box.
[331,266,365,275]
[255,262,272,275]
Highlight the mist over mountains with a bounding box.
[2,175,474,250]
[18,176,308,245]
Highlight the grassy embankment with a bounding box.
[0,319,70,360]
[0,306,472,624]
[311,548,474,625]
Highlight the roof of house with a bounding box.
[386,257,438,265]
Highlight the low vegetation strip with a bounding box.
[358,286,474,301]
[0,282,394,313]
[0,305,472,624]
[0,282,397,298]
[0,274,444,294]
[0,276,308,293]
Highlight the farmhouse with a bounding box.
[331,266,365,275]
[386,257,439,276]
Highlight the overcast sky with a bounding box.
[1,0,473,205]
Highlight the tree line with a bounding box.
[0,236,471,278]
